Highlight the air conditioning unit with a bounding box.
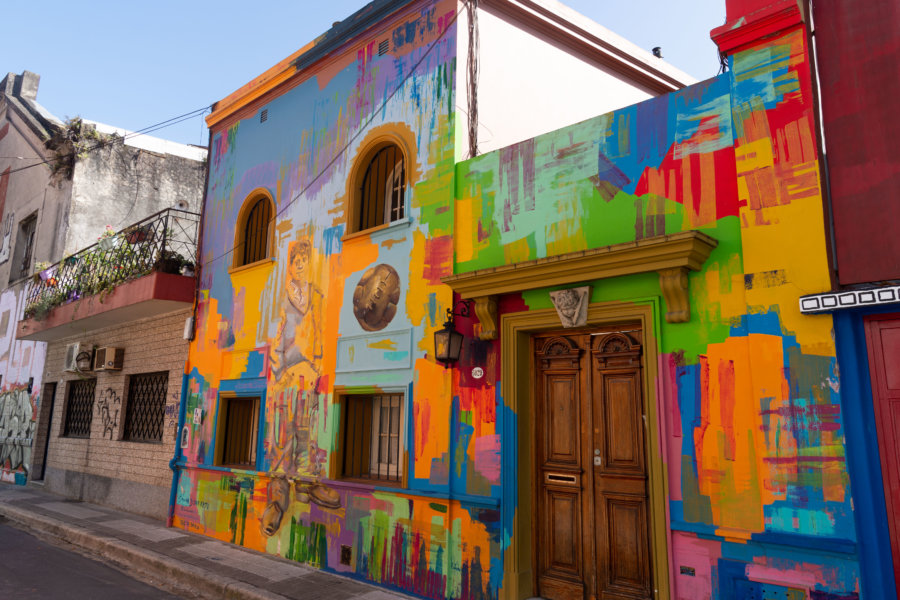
[64,342,80,372]
[94,347,124,371]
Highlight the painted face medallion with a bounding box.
[353,263,401,331]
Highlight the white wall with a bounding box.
[455,0,695,160]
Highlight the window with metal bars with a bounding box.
[123,372,168,443]
[10,212,37,282]
[341,393,403,483]
[63,378,96,438]
[357,145,405,232]
[215,396,260,469]
[238,196,271,266]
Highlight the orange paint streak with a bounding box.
[695,335,787,537]
[413,358,451,481]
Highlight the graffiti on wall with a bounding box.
[0,388,33,476]
[0,286,45,483]
[96,387,121,440]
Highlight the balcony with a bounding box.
[17,208,199,342]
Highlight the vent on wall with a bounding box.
[340,545,352,566]
[94,347,125,371]
[378,39,389,56]
[64,342,80,372]
[260,109,268,123]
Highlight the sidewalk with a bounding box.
[0,482,413,600]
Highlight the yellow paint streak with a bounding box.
[407,230,429,328]
[230,261,275,352]
[741,198,833,355]
[455,196,475,264]
[189,296,227,382]
[503,236,532,265]
[367,338,398,351]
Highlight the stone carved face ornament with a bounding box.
[549,286,590,328]
[353,264,401,331]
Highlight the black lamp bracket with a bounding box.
[445,299,474,323]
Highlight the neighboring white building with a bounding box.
[0,70,206,487]
[453,0,695,159]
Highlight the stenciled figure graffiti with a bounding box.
[263,236,341,532]
[271,238,323,384]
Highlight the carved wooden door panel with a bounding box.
[591,332,651,600]
[533,328,652,600]
[534,334,592,600]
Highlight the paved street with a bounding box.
[0,483,411,600]
[0,518,181,599]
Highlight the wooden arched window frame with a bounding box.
[353,143,405,233]
[233,190,274,269]
[346,129,419,235]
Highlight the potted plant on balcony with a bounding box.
[98,225,117,252]
[124,223,153,244]
[155,250,186,275]
[32,261,52,284]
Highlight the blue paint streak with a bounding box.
[383,351,409,362]
[240,350,266,379]
[322,225,344,256]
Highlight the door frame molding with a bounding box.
[499,299,670,600]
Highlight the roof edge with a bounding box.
[206,0,415,129]
[485,0,696,92]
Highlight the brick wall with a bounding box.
[43,309,190,489]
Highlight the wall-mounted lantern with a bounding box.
[434,300,473,367]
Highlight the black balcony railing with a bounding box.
[24,208,199,321]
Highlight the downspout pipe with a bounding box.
[167,119,212,528]
[167,371,189,527]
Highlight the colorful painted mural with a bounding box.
[174,1,865,599]
[451,15,856,600]
[174,1,503,598]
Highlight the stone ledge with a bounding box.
[443,231,718,338]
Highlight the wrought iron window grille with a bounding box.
[63,378,96,438]
[123,372,169,443]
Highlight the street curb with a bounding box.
[0,502,289,600]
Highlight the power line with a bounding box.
[203,6,464,269]
[3,105,211,177]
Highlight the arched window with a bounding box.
[357,144,405,232]
[234,191,273,268]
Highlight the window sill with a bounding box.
[341,217,412,242]
[227,257,275,275]
[332,476,403,489]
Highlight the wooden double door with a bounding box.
[533,326,652,600]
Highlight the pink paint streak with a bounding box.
[474,434,501,484]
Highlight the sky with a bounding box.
[1,0,725,147]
